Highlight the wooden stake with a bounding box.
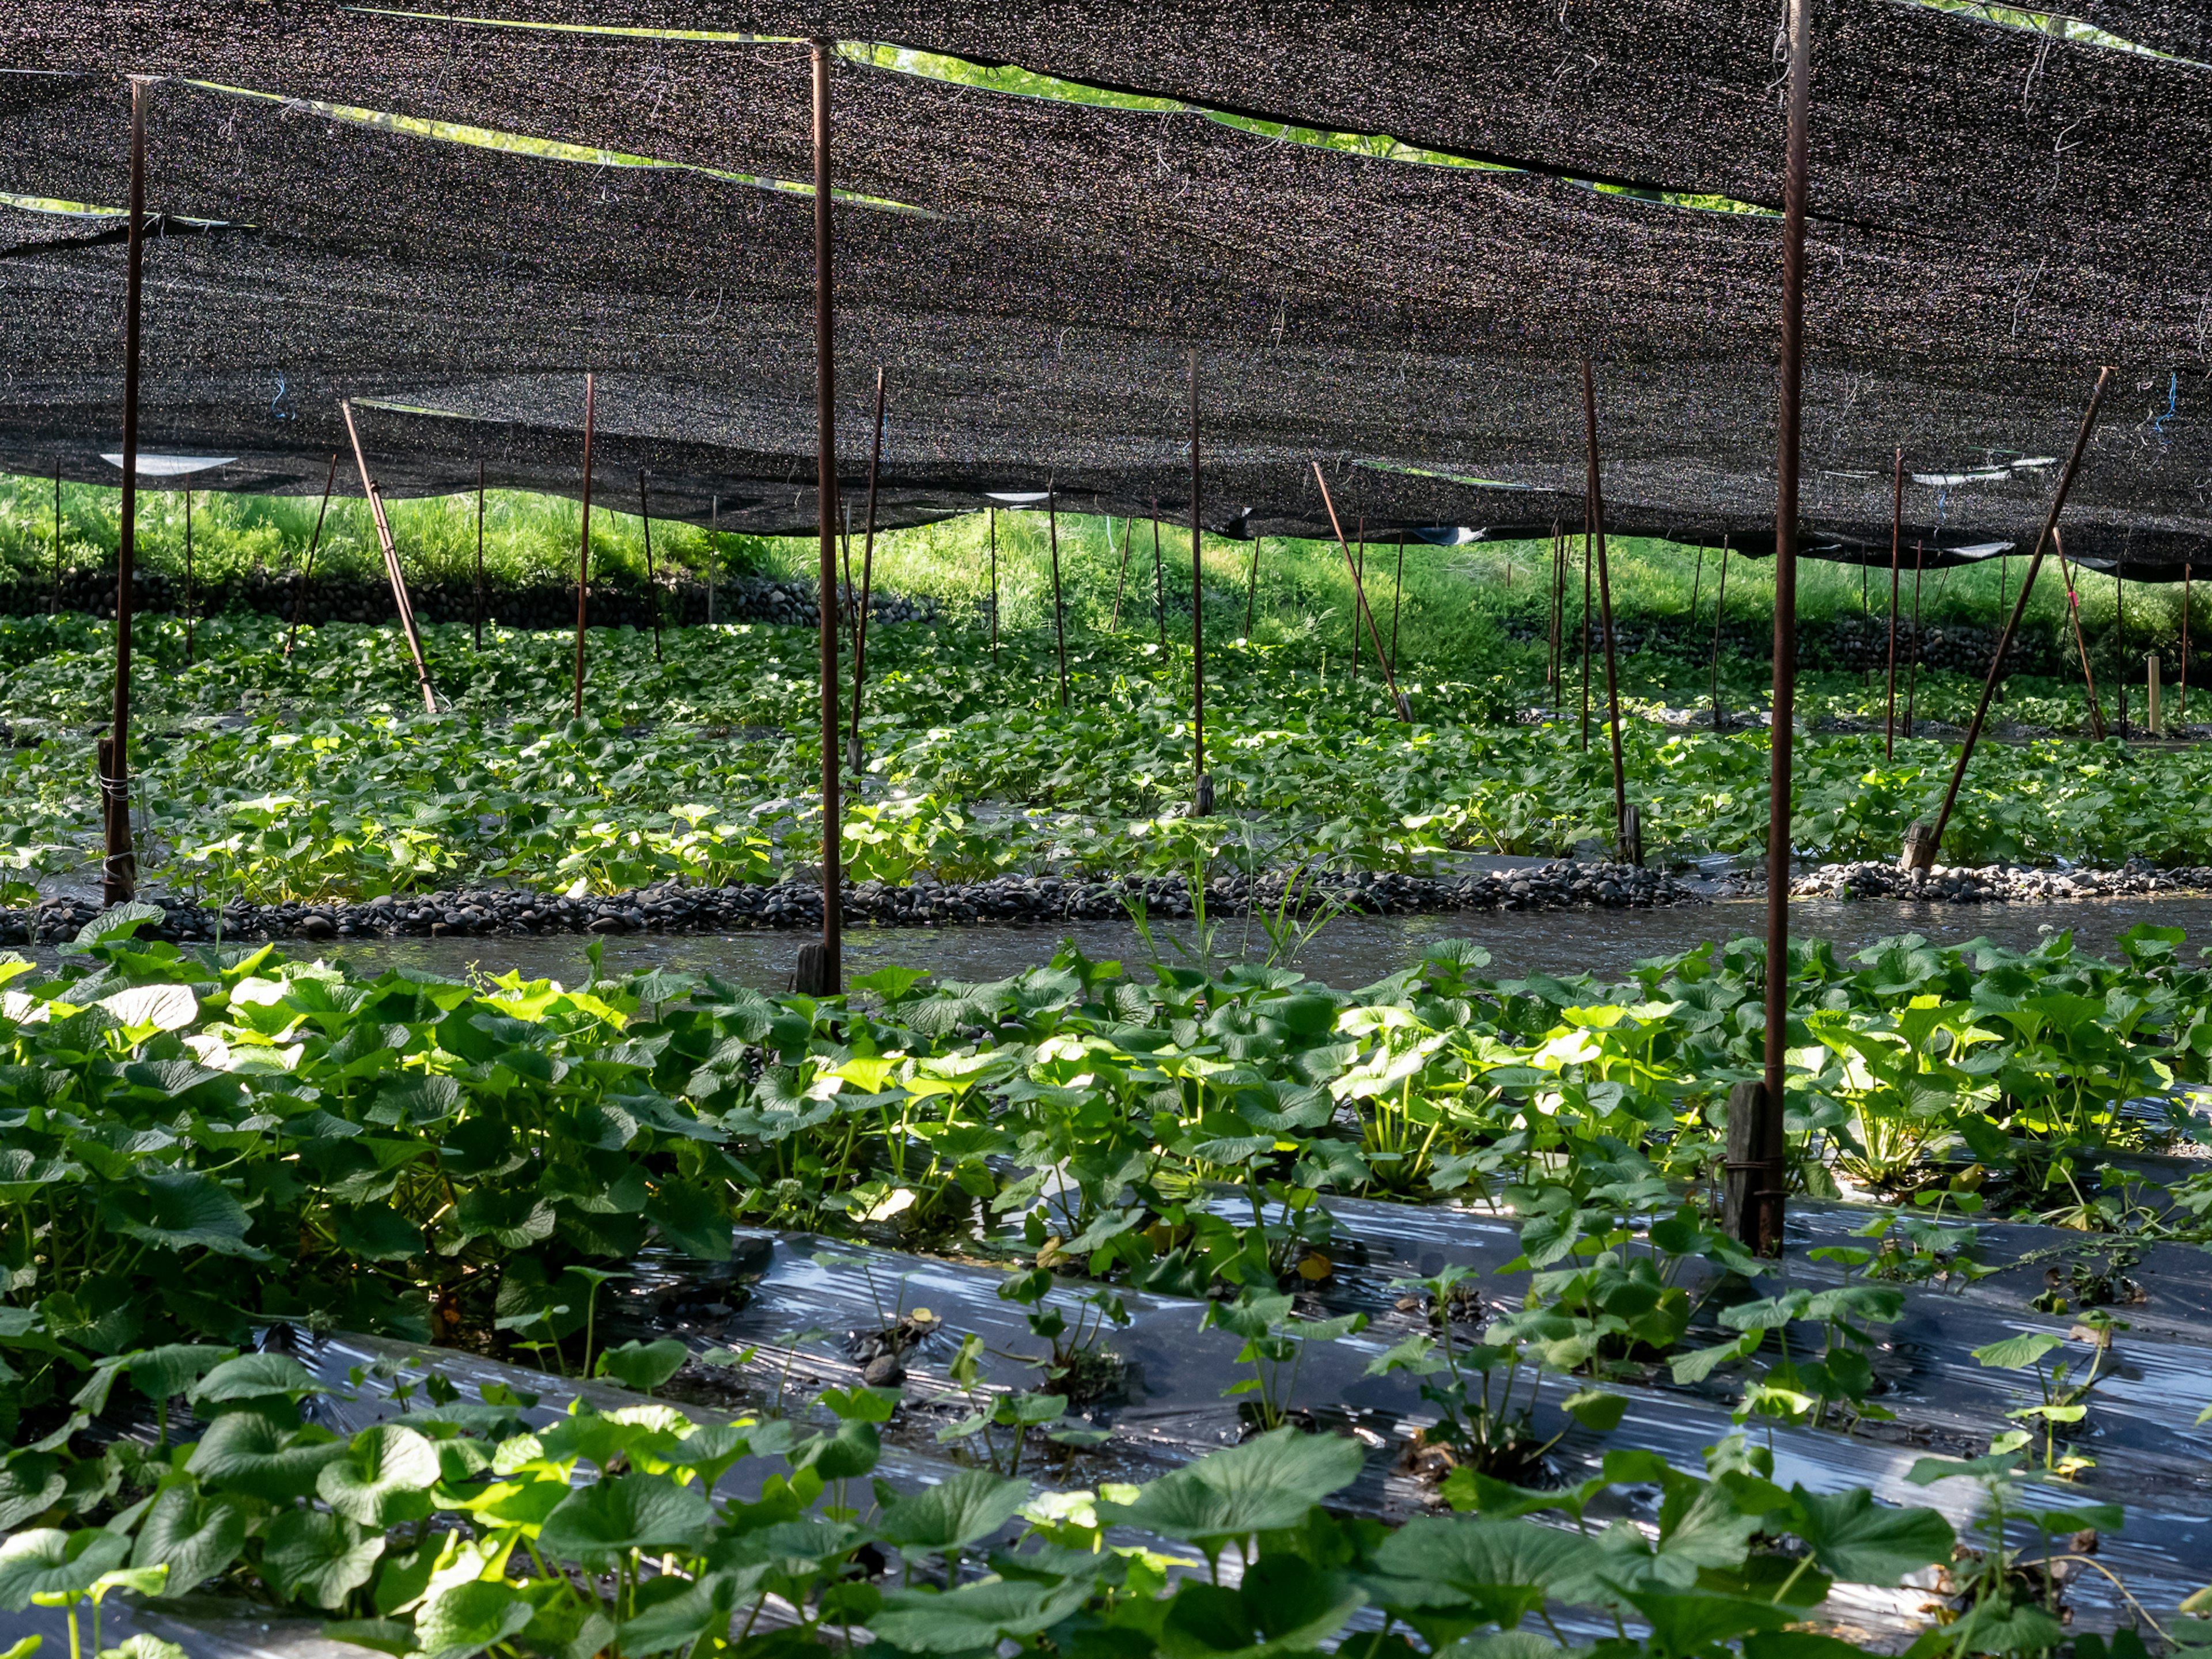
[639,467,663,664]
[1110,514,1134,631]
[572,373,594,718]
[1191,352,1210,811]
[850,368,885,769]
[1048,485,1069,708]
[285,453,339,661]
[1710,535,1730,730]
[182,486,194,666]
[1920,366,2114,862]
[805,35,842,997]
[1582,359,1630,862]
[104,78,150,906]
[1312,463,1410,721]
[1885,447,1902,759]
[474,459,486,650]
[339,400,437,714]
[1389,529,1406,666]
[2053,529,2106,740]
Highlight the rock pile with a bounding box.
[1787,861,2212,904]
[0,861,1701,945]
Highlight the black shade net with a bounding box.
[2,2,2210,574]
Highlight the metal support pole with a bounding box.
[339,400,436,714]
[1737,0,1813,1257]
[1312,463,1410,721]
[1583,359,1630,862]
[572,374,594,718]
[1048,486,1069,708]
[804,36,842,997]
[1152,504,1165,652]
[2054,530,2107,740]
[639,468,662,664]
[1579,510,1593,751]
[2184,560,2194,720]
[987,505,999,665]
[709,494,719,626]
[1191,352,1211,812]
[1550,523,1566,713]
[1687,540,1706,644]
[474,459,486,650]
[104,78,151,907]
[1885,447,1903,759]
[850,368,885,770]
[285,453,338,660]
[1918,366,2113,862]
[51,460,62,615]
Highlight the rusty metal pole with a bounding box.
[340,400,437,713]
[1191,351,1211,812]
[850,369,886,770]
[1885,448,1903,759]
[104,77,151,907]
[987,505,999,666]
[572,374,594,718]
[1583,359,1630,859]
[474,459,486,650]
[805,37,842,996]
[1049,485,1070,708]
[1312,463,1411,721]
[639,468,663,664]
[1733,0,1812,1257]
[2054,529,2107,740]
[285,453,338,660]
[1918,366,2113,861]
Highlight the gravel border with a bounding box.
[0,862,1699,946]
[1781,861,2212,904]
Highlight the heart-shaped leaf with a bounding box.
[185,1415,345,1502]
[537,1472,713,1566]
[1786,1484,1955,1585]
[131,1484,248,1592]
[878,1469,1031,1553]
[594,1339,688,1395]
[260,1508,384,1610]
[0,1528,129,1611]
[414,1579,535,1659]
[1096,1428,1363,1545]
[318,1425,441,1527]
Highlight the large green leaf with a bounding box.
[594,1339,688,1395]
[131,1484,248,1592]
[450,1188,556,1249]
[185,1415,346,1502]
[1157,1556,1365,1659]
[318,1425,441,1527]
[536,1472,713,1566]
[332,1203,425,1262]
[618,1570,765,1656]
[1615,1586,1794,1658]
[870,1575,1097,1653]
[414,1580,535,1659]
[1097,1429,1363,1544]
[877,1469,1031,1553]
[0,1528,129,1611]
[101,1171,267,1259]
[261,1509,384,1610]
[1787,1484,1954,1585]
[190,1351,319,1406]
[0,1450,64,1531]
[645,1180,731,1260]
[1372,1516,1608,1624]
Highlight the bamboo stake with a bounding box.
[571,374,594,718]
[1312,463,1409,721]
[639,467,663,664]
[1921,366,2115,860]
[339,400,436,714]
[285,453,339,661]
[849,368,885,768]
[2054,529,2106,739]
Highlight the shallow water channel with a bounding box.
[249,893,2212,989]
